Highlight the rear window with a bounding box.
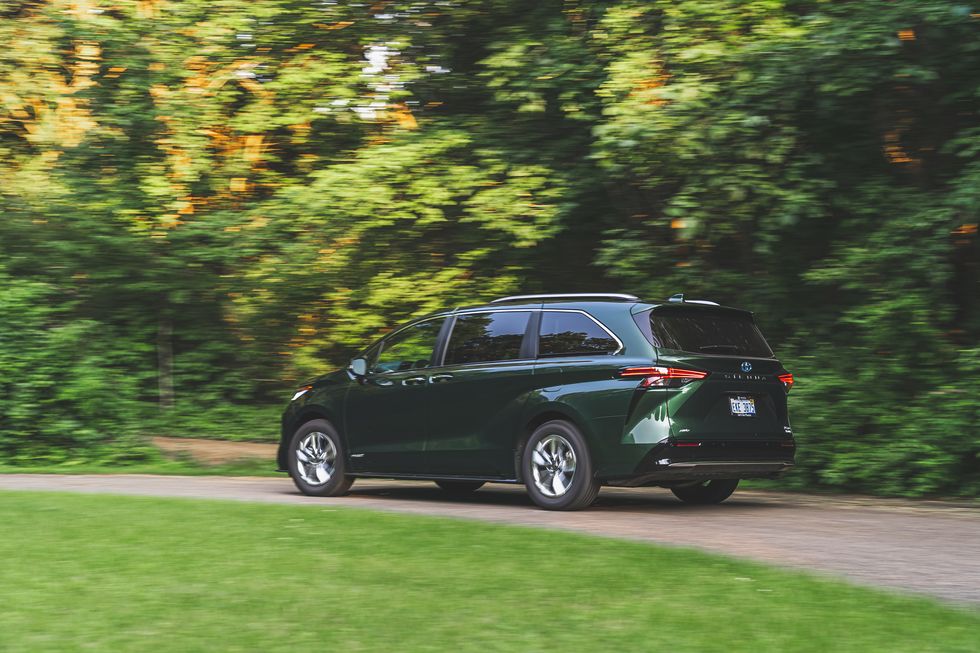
[638,309,774,358]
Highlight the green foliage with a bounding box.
[0,267,153,464]
[145,404,283,442]
[589,1,980,496]
[0,1,977,495]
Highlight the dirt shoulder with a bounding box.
[152,436,277,465]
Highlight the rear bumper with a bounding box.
[605,438,795,486]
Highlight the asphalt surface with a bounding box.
[3,474,979,606]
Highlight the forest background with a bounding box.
[1,0,977,496]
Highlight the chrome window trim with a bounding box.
[448,307,624,357]
[362,307,626,372]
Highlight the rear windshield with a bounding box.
[637,309,774,358]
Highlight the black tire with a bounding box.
[287,419,354,497]
[434,480,485,493]
[522,420,600,511]
[671,479,739,505]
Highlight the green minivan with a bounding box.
[278,293,795,510]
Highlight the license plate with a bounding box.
[729,396,756,417]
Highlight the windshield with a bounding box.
[638,308,774,358]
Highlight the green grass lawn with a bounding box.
[1,492,977,652]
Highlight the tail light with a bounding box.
[777,373,794,392]
[619,366,709,388]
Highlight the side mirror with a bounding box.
[349,357,368,377]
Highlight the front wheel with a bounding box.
[522,420,599,511]
[671,479,739,505]
[287,419,354,497]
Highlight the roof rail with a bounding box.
[491,293,639,304]
[667,293,719,306]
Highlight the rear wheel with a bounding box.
[434,480,485,494]
[522,420,599,511]
[671,479,738,504]
[287,419,354,497]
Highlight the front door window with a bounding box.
[372,319,444,374]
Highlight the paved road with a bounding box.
[2,474,978,605]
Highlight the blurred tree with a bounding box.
[590,0,980,495]
[0,0,977,494]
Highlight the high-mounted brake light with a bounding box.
[619,366,709,387]
[777,373,794,392]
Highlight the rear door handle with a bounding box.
[402,376,427,386]
[429,373,454,384]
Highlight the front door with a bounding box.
[345,317,446,474]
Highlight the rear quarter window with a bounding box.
[637,309,774,358]
[538,311,619,357]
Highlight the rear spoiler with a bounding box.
[631,302,756,321]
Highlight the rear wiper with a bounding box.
[698,344,739,352]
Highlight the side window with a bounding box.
[538,311,618,357]
[372,319,444,374]
[444,311,531,365]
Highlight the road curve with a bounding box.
[2,474,978,605]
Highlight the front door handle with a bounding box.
[370,377,394,387]
[402,376,427,386]
[429,373,454,384]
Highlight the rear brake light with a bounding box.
[619,366,709,387]
[777,373,794,392]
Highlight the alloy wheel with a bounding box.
[530,434,577,498]
[295,431,337,486]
